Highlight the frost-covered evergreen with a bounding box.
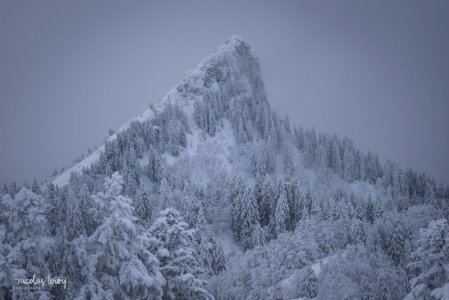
[66,186,85,241]
[134,186,152,223]
[149,208,213,299]
[72,173,165,299]
[239,188,262,250]
[146,145,163,183]
[406,219,449,299]
[0,189,53,299]
[274,183,289,237]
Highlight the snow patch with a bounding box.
[214,229,241,256]
[310,255,334,277]
[53,145,103,186]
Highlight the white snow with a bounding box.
[214,229,241,256]
[53,145,104,186]
[52,109,155,187]
[310,255,334,277]
[274,254,336,300]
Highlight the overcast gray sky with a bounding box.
[1,0,448,185]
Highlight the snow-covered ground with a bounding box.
[275,254,337,300]
[52,108,155,187]
[309,255,335,277]
[214,229,242,256]
[52,145,104,186]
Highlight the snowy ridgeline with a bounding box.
[1,36,449,300]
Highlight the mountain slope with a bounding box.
[53,35,264,186]
[3,36,448,299]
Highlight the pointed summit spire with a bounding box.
[175,36,266,105]
[226,35,245,44]
[223,35,251,52]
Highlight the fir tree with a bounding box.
[342,138,355,182]
[9,182,18,198]
[366,196,375,224]
[407,219,449,298]
[73,173,164,299]
[0,189,53,299]
[66,187,85,241]
[274,184,289,236]
[146,145,163,183]
[78,183,95,235]
[240,188,261,250]
[149,208,212,299]
[317,142,329,184]
[134,187,152,223]
[31,178,41,194]
[259,175,274,227]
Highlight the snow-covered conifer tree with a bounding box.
[66,186,85,241]
[145,146,163,184]
[31,178,41,194]
[342,138,355,182]
[304,128,317,167]
[259,175,273,227]
[317,142,329,184]
[274,184,289,236]
[134,187,152,224]
[406,219,449,299]
[0,189,53,299]
[73,173,164,299]
[149,208,212,299]
[330,135,343,177]
[240,188,262,250]
[9,182,18,198]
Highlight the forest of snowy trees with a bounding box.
[1,37,448,299]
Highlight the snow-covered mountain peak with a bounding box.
[16,34,448,300]
[53,36,267,186]
[174,36,266,104]
[224,35,245,45]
